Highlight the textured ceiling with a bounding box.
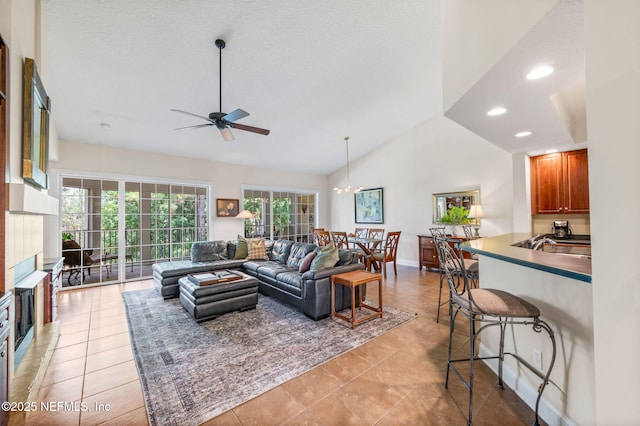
[42,0,442,175]
[445,0,587,156]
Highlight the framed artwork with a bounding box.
[355,188,384,224]
[22,57,51,189]
[216,198,239,217]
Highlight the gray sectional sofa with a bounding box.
[152,239,366,320]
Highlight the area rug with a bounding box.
[123,288,416,426]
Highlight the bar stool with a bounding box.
[434,236,556,426]
[430,227,478,323]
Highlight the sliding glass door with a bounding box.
[242,188,316,242]
[60,176,209,287]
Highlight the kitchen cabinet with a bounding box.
[530,149,589,214]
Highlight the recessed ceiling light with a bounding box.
[487,107,507,116]
[515,131,532,138]
[526,65,554,80]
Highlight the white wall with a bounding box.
[585,0,640,423]
[48,139,330,256]
[328,114,514,267]
[441,0,558,111]
[480,255,595,425]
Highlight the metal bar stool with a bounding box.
[434,236,556,426]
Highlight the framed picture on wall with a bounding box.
[355,188,384,224]
[216,198,239,217]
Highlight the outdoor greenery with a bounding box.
[61,184,208,264]
[242,196,293,238]
[438,206,472,225]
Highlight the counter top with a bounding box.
[461,233,592,283]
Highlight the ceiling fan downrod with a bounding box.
[215,38,225,113]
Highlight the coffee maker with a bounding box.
[552,220,571,238]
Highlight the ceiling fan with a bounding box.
[170,38,270,141]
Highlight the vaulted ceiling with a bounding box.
[42,0,586,176]
[42,0,443,175]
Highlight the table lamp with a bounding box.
[468,204,484,237]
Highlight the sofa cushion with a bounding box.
[310,243,339,271]
[286,242,317,269]
[270,239,294,263]
[336,249,356,266]
[264,239,275,258]
[257,263,294,281]
[190,240,228,262]
[247,238,268,260]
[234,235,249,259]
[275,271,304,297]
[298,252,317,273]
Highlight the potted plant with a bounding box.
[438,206,472,236]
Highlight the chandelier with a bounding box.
[333,136,363,194]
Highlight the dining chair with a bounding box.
[354,227,369,239]
[313,229,331,247]
[330,231,349,250]
[367,228,385,251]
[371,231,401,279]
[433,235,556,426]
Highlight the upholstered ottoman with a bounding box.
[179,272,259,322]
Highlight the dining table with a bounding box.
[348,237,383,273]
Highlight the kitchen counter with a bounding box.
[461,233,592,283]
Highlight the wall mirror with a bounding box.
[22,57,51,189]
[432,190,480,223]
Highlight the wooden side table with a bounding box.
[331,270,383,328]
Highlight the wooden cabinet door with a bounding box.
[563,149,590,213]
[531,149,590,214]
[418,236,439,271]
[531,153,564,214]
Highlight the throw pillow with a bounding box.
[310,242,339,271]
[234,235,249,259]
[298,251,317,273]
[246,238,268,260]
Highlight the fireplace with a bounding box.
[13,257,46,367]
[14,287,34,362]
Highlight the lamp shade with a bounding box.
[468,205,484,219]
[235,209,255,219]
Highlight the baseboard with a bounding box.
[478,343,575,426]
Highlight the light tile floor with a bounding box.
[12,266,540,425]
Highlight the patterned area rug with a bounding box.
[123,288,416,426]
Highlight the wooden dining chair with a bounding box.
[313,230,331,247]
[367,228,385,252]
[331,231,349,250]
[354,227,369,239]
[372,231,401,278]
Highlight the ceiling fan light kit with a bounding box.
[170,38,270,141]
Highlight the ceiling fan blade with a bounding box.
[220,127,235,141]
[174,123,214,131]
[223,108,249,123]
[170,109,211,121]
[229,122,270,136]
